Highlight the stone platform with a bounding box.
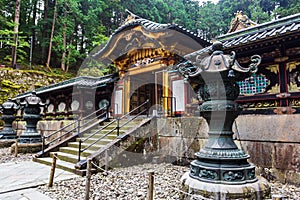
[10,142,42,154]
[181,172,271,200]
[0,139,15,148]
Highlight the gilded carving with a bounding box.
[287,61,300,92]
[245,100,279,109]
[291,99,300,107]
[268,83,280,94]
[286,61,300,72]
[266,65,279,74]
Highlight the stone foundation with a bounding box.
[0,120,75,153]
[11,142,42,154]
[13,120,76,140]
[156,115,300,185]
[180,172,271,200]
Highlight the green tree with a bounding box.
[274,0,300,17]
[197,1,226,38]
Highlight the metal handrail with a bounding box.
[119,99,149,120]
[41,106,108,154]
[78,99,149,161]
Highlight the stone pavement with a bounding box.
[0,161,78,200]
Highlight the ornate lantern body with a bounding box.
[18,91,45,143]
[0,99,19,139]
[178,41,270,199]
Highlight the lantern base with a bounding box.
[180,172,271,200]
[0,131,17,140]
[18,134,42,144]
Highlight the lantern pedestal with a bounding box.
[18,91,44,144]
[0,99,19,140]
[177,41,270,199]
[181,172,270,199]
[0,115,16,139]
[18,114,41,143]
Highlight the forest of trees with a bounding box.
[0,0,299,73]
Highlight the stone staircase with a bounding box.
[33,118,145,175]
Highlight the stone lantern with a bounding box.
[178,41,270,199]
[0,98,19,139]
[18,91,45,143]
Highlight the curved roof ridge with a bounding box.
[114,10,178,34]
[113,9,209,41]
[92,10,211,60]
[218,12,300,40]
[14,74,118,99]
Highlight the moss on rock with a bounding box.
[0,68,74,105]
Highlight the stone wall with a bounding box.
[93,118,158,168]
[234,115,300,185]
[156,117,208,162]
[156,115,300,185]
[13,120,76,144]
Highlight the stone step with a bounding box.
[81,132,119,140]
[33,157,84,175]
[34,117,148,176]
[93,125,136,132]
[59,146,94,157]
[102,120,142,127]
[84,128,125,133]
[50,151,82,163]
[68,142,105,151]
[76,137,113,145]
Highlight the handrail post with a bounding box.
[78,139,82,161]
[117,117,120,136]
[78,117,81,162]
[146,99,149,117]
[77,117,81,136]
[106,105,109,121]
[171,97,173,117]
[42,136,45,154]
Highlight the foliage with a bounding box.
[274,0,300,17]
[78,67,104,77]
[0,20,30,64]
[0,0,299,73]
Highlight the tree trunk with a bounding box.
[61,4,67,71]
[66,38,73,73]
[46,0,57,70]
[31,0,38,54]
[80,23,85,55]
[11,0,21,68]
[41,0,49,63]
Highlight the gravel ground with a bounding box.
[0,147,299,199]
[37,162,300,200]
[0,147,34,164]
[38,163,187,200]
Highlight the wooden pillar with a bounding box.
[279,62,289,107]
[124,76,131,114]
[277,44,289,108]
[162,70,169,115]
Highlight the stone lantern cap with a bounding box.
[21,91,45,106]
[0,98,19,111]
[197,41,250,73]
[177,41,261,82]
